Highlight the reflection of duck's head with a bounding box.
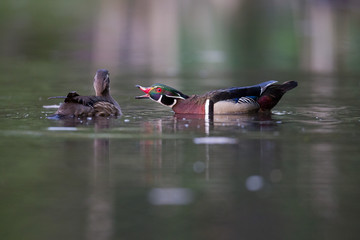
[48,69,121,118]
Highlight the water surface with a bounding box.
[1,69,360,240]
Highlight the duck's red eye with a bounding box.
[156,88,162,93]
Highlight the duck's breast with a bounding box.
[172,99,205,114]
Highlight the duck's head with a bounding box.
[135,83,189,107]
[94,69,110,96]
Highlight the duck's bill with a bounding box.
[135,94,149,99]
[135,85,151,99]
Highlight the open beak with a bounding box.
[135,85,152,99]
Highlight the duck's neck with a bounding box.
[98,88,110,97]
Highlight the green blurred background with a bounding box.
[2,0,360,76]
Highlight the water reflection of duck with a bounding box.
[48,69,121,118]
[136,81,297,115]
[173,112,277,133]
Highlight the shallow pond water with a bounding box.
[1,68,360,240]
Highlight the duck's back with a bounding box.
[54,101,121,118]
[172,81,297,115]
[55,102,93,117]
[51,92,121,118]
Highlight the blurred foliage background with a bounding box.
[1,0,360,78]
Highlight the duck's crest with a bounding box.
[259,80,278,94]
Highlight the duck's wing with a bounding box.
[49,91,109,107]
[205,81,277,103]
[48,91,80,102]
[93,101,121,116]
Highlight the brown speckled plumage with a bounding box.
[49,69,121,118]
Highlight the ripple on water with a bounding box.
[272,110,293,116]
[47,127,78,131]
[42,105,60,109]
[287,104,360,134]
[193,137,238,144]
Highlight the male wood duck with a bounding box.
[48,69,121,118]
[135,80,297,115]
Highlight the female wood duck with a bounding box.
[48,69,121,118]
[135,80,297,115]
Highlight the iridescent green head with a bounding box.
[135,83,189,107]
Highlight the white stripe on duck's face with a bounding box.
[213,97,260,114]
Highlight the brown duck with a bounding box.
[48,69,121,118]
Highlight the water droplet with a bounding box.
[245,175,264,191]
[193,161,206,173]
[148,188,194,205]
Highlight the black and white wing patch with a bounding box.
[237,97,259,106]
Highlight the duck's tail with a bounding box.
[257,81,297,111]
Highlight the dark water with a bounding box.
[1,66,360,240]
